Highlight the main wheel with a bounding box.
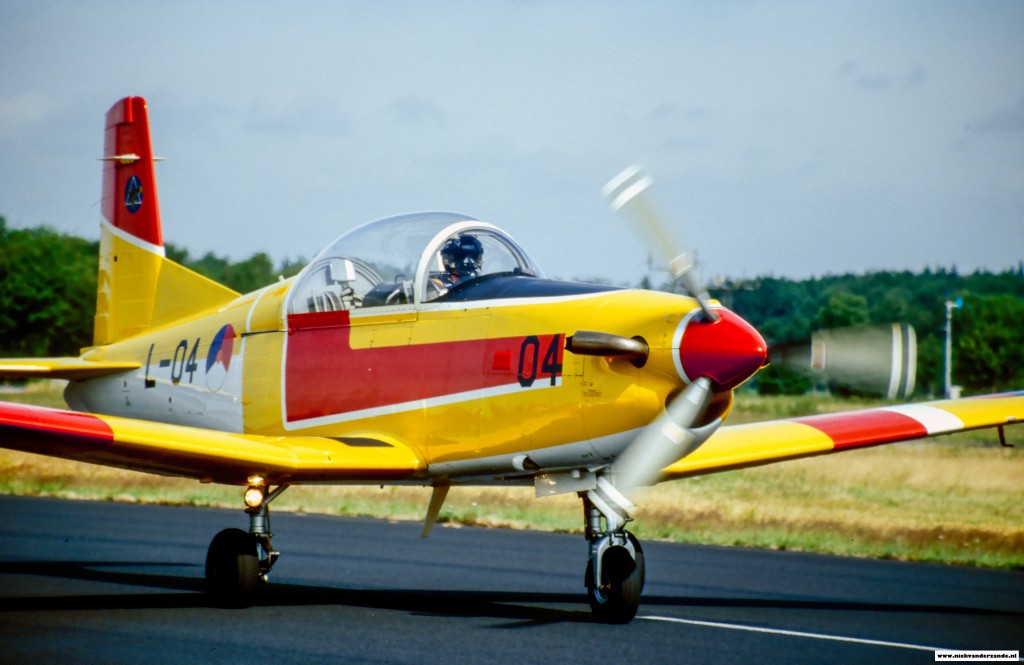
[205,528,260,608]
[586,533,645,624]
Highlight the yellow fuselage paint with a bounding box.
[78,281,703,476]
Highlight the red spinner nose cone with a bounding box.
[676,309,768,391]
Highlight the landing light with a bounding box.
[243,477,266,508]
[244,486,265,508]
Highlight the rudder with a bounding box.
[101,97,164,252]
[93,97,238,346]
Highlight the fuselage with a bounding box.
[67,278,757,482]
[67,210,766,484]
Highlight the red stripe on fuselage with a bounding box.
[795,409,927,450]
[284,310,562,423]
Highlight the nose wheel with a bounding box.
[581,492,646,623]
[585,531,645,623]
[204,478,287,607]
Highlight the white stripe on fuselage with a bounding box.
[282,376,562,431]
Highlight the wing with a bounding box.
[0,358,140,380]
[0,402,425,485]
[662,391,1024,480]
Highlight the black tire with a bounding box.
[586,533,645,624]
[205,528,260,608]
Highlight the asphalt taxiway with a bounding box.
[1,495,1021,664]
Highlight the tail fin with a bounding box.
[94,97,238,345]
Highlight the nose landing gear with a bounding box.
[581,489,646,623]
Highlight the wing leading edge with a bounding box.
[662,391,1024,481]
[0,402,425,485]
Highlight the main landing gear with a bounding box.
[205,476,288,607]
[580,481,645,623]
[202,472,648,621]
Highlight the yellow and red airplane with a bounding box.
[1,97,1021,623]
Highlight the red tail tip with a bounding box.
[101,96,163,250]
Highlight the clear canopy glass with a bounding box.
[287,212,544,313]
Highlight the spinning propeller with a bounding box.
[602,164,718,322]
[771,322,917,399]
[610,376,719,493]
[594,166,767,500]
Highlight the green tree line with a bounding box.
[709,270,1024,395]
[2,216,1022,395]
[0,217,303,357]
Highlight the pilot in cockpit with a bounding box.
[428,234,483,297]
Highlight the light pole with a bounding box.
[944,297,962,399]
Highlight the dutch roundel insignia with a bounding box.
[205,324,235,392]
[125,175,143,214]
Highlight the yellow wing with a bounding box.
[662,392,1024,480]
[0,401,425,485]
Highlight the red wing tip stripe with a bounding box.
[795,409,928,450]
[0,402,114,442]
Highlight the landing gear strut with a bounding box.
[581,488,645,623]
[205,476,288,607]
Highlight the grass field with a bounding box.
[2,380,1021,568]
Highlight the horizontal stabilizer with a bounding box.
[0,358,140,380]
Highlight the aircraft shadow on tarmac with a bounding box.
[0,560,1017,628]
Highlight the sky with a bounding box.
[1,1,1022,286]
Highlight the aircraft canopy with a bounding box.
[287,212,544,313]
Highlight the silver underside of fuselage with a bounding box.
[427,428,642,486]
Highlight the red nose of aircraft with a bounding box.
[677,309,768,391]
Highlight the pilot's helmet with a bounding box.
[440,234,483,277]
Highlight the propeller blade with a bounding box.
[611,377,722,493]
[771,323,917,399]
[602,165,718,321]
